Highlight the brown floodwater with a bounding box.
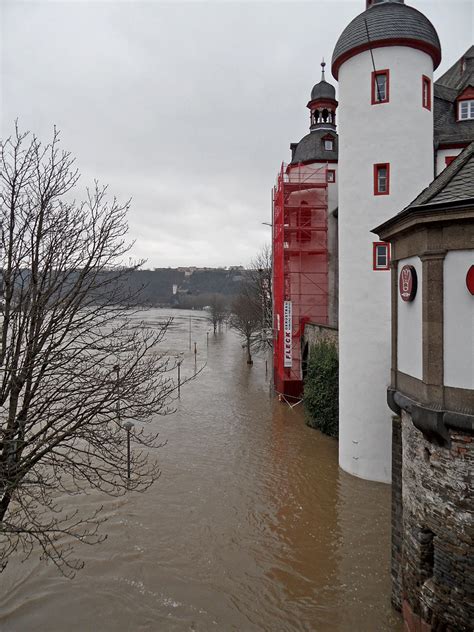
[0,309,402,632]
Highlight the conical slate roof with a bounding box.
[332,1,441,78]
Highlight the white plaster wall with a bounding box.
[397,256,423,379]
[435,148,463,176]
[337,46,434,483]
[444,250,474,389]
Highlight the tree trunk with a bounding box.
[246,338,253,365]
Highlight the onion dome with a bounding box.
[332,0,441,79]
[310,62,336,101]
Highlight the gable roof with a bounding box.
[434,46,474,146]
[436,45,474,91]
[373,142,474,237]
[405,141,474,209]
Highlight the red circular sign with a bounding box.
[399,265,418,302]
[466,265,474,295]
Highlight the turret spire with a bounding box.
[321,59,326,81]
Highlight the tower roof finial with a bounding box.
[321,58,326,81]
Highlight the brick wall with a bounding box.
[400,410,473,631]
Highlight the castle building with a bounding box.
[374,142,474,632]
[273,0,473,482]
[272,0,473,626]
[332,0,442,483]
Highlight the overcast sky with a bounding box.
[2,1,473,268]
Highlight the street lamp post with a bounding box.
[123,420,134,482]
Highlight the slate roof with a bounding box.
[331,1,441,78]
[290,129,338,164]
[373,143,474,235]
[404,141,474,210]
[436,45,474,91]
[310,80,336,102]
[434,46,474,146]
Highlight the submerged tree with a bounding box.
[205,294,227,333]
[0,126,176,576]
[247,244,272,345]
[228,292,262,365]
[229,245,272,364]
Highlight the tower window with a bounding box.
[324,139,334,151]
[422,76,431,111]
[458,100,474,120]
[327,169,336,183]
[373,242,390,270]
[371,70,390,104]
[374,163,390,195]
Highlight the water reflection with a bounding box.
[0,309,401,631]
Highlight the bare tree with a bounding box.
[205,294,227,333]
[229,245,272,361]
[248,244,272,345]
[0,126,177,576]
[228,292,262,365]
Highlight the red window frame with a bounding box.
[373,242,390,271]
[327,169,336,183]
[371,69,390,105]
[374,163,390,196]
[445,156,456,166]
[422,75,431,111]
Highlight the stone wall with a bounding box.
[391,416,403,611]
[400,410,473,632]
[303,322,338,350]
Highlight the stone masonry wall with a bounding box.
[391,416,403,611]
[401,410,473,632]
[303,323,338,350]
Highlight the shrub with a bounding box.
[303,339,339,438]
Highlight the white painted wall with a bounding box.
[444,250,474,389]
[435,148,463,176]
[337,46,435,483]
[397,256,423,379]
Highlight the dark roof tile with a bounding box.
[404,142,474,210]
[332,2,441,78]
[290,130,338,164]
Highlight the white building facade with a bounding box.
[331,0,442,482]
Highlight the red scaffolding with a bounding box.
[272,163,328,398]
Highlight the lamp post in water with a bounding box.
[123,420,134,482]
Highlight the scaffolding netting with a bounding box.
[272,163,329,398]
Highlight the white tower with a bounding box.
[331,0,441,482]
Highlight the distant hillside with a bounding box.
[125,267,247,307]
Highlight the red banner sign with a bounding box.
[466,265,474,295]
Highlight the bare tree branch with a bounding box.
[0,126,177,576]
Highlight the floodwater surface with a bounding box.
[0,309,402,631]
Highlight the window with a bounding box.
[374,163,390,195]
[458,100,474,120]
[445,156,456,166]
[373,242,390,271]
[371,70,390,104]
[324,139,334,151]
[327,169,336,183]
[422,75,431,110]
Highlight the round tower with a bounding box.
[331,0,441,482]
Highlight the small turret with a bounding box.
[307,61,338,131]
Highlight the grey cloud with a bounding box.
[2,1,473,267]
